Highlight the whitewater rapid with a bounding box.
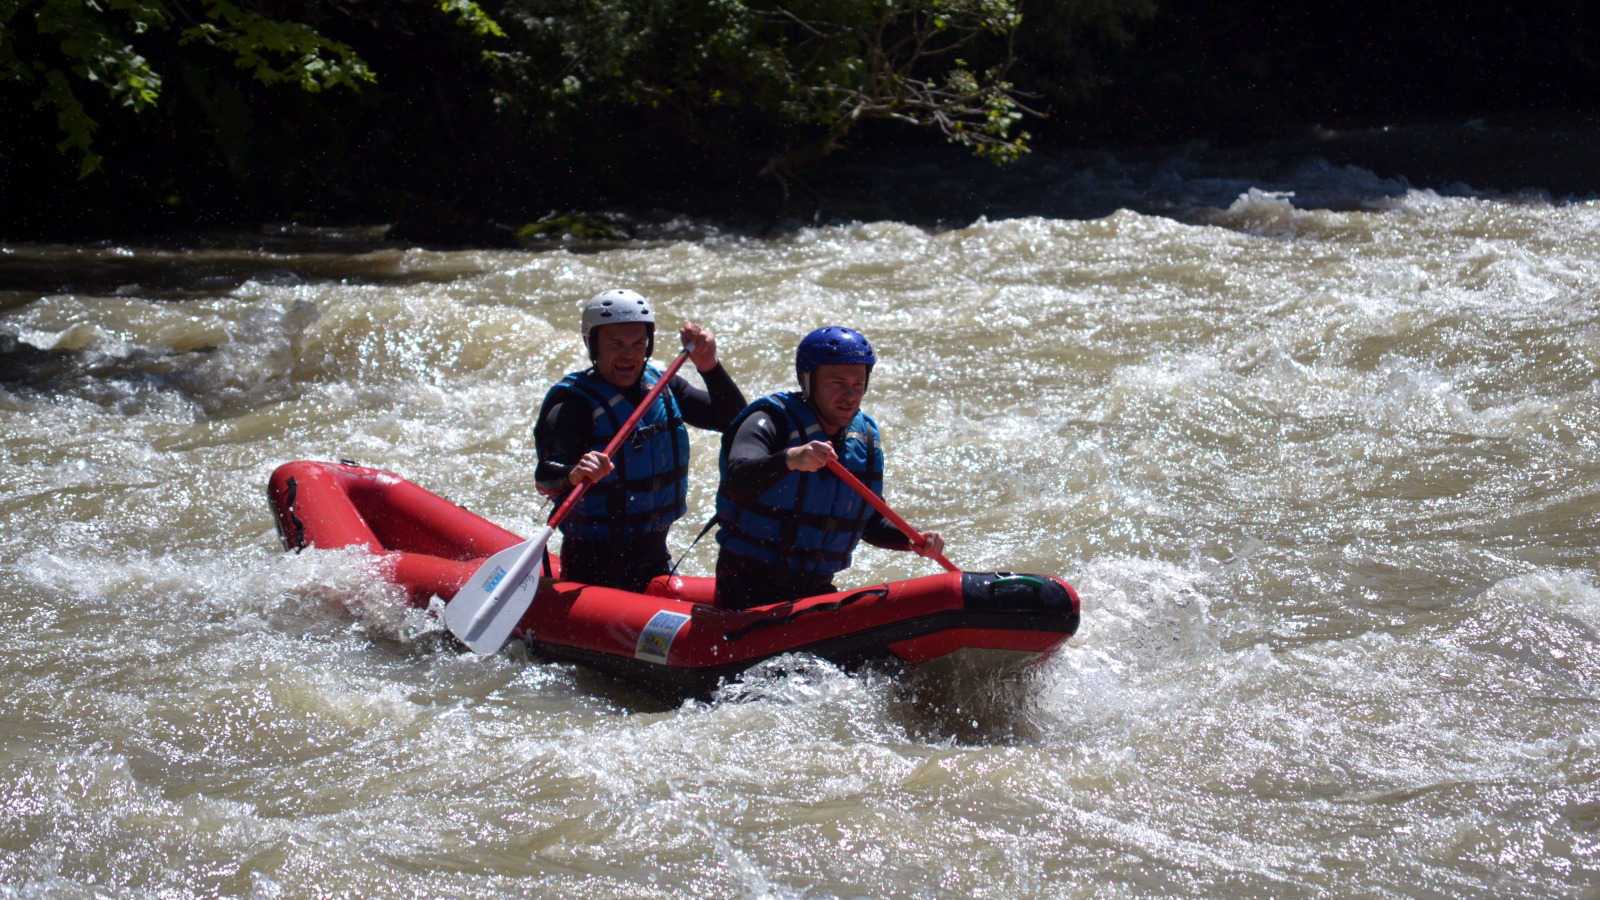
[1,158,1597,897]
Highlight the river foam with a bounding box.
[1,172,1597,896]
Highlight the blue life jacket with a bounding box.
[545,365,690,541]
[714,392,884,575]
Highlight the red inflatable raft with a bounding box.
[267,460,1079,696]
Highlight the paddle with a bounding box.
[444,346,696,655]
[823,457,959,573]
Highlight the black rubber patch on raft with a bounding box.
[284,476,307,552]
[960,572,1075,613]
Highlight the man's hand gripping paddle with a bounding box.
[445,346,696,655]
[823,458,959,573]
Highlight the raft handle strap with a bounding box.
[668,513,721,577]
[991,574,1046,591]
[283,476,307,552]
[722,586,889,642]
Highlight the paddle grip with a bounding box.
[824,458,958,573]
[547,348,695,531]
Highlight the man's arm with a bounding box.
[720,410,792,502]
[861,513,914,550]
[671,320,747,430]
[533,388,594,497]
[724,420,942,555]
[668,362,747,431]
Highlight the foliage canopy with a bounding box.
[1,0,1150,181]
[0,0,501,176]
[490,0,1131,173]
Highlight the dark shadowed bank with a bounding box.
[1,0,1598,244]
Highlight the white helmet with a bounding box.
[581,289,656,359]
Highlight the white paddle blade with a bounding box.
[444,526,554,655]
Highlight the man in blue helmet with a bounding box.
[712,326,944,608]
[534,289,747,592]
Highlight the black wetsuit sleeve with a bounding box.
[534,387,593,496]
[668,362,747,431]
[723,411,917,553]
[862,512,914,550]
[721,410,792,502]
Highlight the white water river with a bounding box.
[2,155,1598,897]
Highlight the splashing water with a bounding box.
[2,158,1598,896]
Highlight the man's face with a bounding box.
[810,364,868,432]
[594,322,650,388]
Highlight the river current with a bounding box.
[2,150,1598,897]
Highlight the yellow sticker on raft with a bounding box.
[635,610,691,663]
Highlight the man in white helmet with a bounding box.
[533,289,747,592]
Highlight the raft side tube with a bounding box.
[268,460,528,605]
[528,592,1077,701]
[516,569,1078,695]
[268,461,381,552]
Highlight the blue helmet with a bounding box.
[796,326,875,398]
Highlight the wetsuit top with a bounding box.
[534,361,746,541]
[715,392,911,576]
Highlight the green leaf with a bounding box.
[436,0,505,37]
[7,0,500,175]
[180,1,375,92]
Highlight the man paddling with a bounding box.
[535,289,746,592]
[712,326,944,609]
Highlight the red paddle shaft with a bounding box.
[549,348,694,529]
[824,457,959,573]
